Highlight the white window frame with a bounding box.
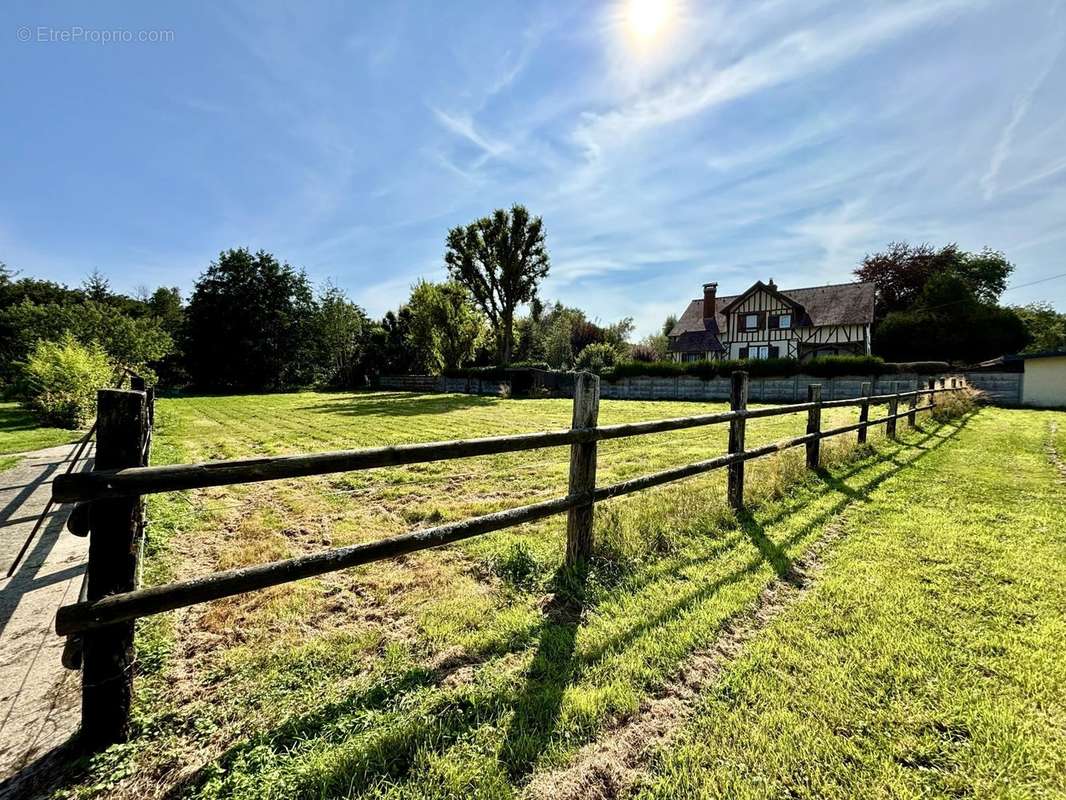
[743,313,759,331]
[749,345,770,360]
[778,313,792,329]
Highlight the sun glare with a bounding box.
[626,0,672,43]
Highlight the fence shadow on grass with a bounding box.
[297,391,499,419]
[152,413,975,798]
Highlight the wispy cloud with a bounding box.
[431,107,512,163]
[981,35,1064,198]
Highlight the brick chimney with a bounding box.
[767,277,777,290]
[702,282,717,320]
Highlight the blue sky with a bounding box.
[3,1,1065,335]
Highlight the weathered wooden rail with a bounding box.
[52,372,965,750]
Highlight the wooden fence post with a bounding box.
[857,381,872,445]
[907,383,918,427]
[565,372,600,569]
[81,388,146,750]
[806,384,822,470]
[727,371,748,511]
[887,382,900,439]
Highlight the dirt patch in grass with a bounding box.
[524,518,850,800]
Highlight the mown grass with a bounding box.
[56,390,989,799]
[638,406,1066,799]
[0,401,82,455]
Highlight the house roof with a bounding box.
[1020,348,1066,361]
[668,280,875,343]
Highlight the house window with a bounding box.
[682,352,705,362]
[742,313,759,331]
[778,314,791,329]
[739,345,778,360]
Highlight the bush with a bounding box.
[22,334,114,428]
[574,343,619,374]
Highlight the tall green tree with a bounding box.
[406,280,484,373]
[365,307,418,376]
[874,273,1028,362]
[444,204,550,363]
[855,242,1013,320]
[184,248,316,390]
[315,283,370,387]
[1012,302,1066,351]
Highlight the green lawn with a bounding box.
[55,391,1065,800]
[639,407,1066,799]
[0,401,83,455]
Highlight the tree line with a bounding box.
[2,206,1063,427]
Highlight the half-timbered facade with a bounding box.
[667,279,875,362]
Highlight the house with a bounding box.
[667,278,876,362]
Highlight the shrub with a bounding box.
[629,343,660,362]
[574,343,619,375]
[22,334,114,428]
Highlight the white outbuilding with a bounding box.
[1021,350,1066,408]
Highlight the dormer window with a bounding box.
[742,313,759,331]
[769,313,792,330]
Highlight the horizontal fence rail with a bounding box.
[55,373,965,751]
[56,401,939,636]
[51,387,956,503]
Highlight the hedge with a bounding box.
[602,355,896,382]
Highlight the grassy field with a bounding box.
[0,401,83,458]
[54,391,1065,799]
[638,406,1066,799]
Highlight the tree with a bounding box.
[147,287,184,335]
[365,307,419,376]
[632,333,669,361]
[1012,302,1066,352]
[184,248,316,390]
[856,242,1013,320]
[406,280,484,374]
[82,269,112,303]
[315,284,370,387]
[874,273,1028,362]
[661,314,678,337]
[445,204,550,363]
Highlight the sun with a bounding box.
[625,0,672,43]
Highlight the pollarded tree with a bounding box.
[444,204,550,364]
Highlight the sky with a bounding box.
[2,0,1065,336]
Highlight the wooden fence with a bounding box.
[51,373,966,750]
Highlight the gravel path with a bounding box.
[0,441,93,784]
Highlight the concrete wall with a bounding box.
[599,374,937,402]
[963,371,1022,406]
[1022,357,1066,408]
